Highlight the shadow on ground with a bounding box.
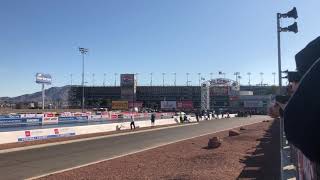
[237,120,280,180]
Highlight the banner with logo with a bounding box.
[161,101,177,109]
[112,101,129,110]
[177,101,193,110]
[18,128,76,142]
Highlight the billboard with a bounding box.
[112,101,129,110]
[161,101,176,109]
[177,101,193,109]
[210,86,229,96]
[244,101,263,108]
[36,73,52,84]
[120,74,135,87]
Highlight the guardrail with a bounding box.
[280,118,319,180]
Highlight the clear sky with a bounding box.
[0,0,319,97]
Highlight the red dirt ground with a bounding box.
[41,119,280,180]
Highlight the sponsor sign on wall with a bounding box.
[18,128,76,142]
[58,116,88,124]
[0,118,42,127]
[120,74,135,87]
[244,101,263,108]
[112,101,128,110]
[177,101,193,109]
[210,86,229,96]
[42,117,58,125]
[161,101,177,109]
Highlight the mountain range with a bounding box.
[0,86,71,103]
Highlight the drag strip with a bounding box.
[0,116,270,180]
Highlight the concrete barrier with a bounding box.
[0,114,237,145]
[0,118,183,145]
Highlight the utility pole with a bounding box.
[79,47,89,113]
[210,72,213,80]
[198,73,201,86]
[103,73,106,86]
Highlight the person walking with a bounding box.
[130,113,135,130]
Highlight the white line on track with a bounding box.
[27,120,265,180]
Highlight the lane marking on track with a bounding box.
[0,123,198,154]
[27,120,267,180]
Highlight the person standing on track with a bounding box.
[151,112,155,127]
[130,113,135,130]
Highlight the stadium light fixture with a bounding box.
[79,47,89,113]
[277,7,298,93]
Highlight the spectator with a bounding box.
[195,111,199,122]
[284,36,320,162]
[151,112,155,127]
[130,113,135,130]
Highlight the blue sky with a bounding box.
[0,0,319,97]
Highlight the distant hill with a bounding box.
[0,86,71,103]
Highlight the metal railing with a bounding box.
[280,118,319,180]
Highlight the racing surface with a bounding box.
[0,116,270,180]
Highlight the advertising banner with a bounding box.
[42,117,58,125]
[210,86,229,96]
[177,101,193,109]
[0,118,25,127]
[0,118,42,127]
[18,128,76,142]
[161,101,177,109]
[120,74,135,87]
[244,101,263,108]
[58,116,88,124]
[24,118,42,126]
[128,101,143,108]
[36,73,52,85]
[112,101,128,110]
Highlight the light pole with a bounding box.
[79,47,88,113]
[197,73,201,86]
[103,73,106,86]
[135,73,139,86]
[186,73,190,86]
[162,73,165,86]
[92,73,95,86]
[234,72,240,83]
[173,73,176,86]
[277,7,298,93]
[210,72,213,80]
[219,71,226,78]
[114,73,118,86]
[150,73,153,86]
[272,72,276,85]
[247,72,251,86]
[70,74,73,86]
[260,72,264,86]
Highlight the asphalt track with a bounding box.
[0,115,270,180]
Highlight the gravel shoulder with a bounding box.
[41,119,280,180]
